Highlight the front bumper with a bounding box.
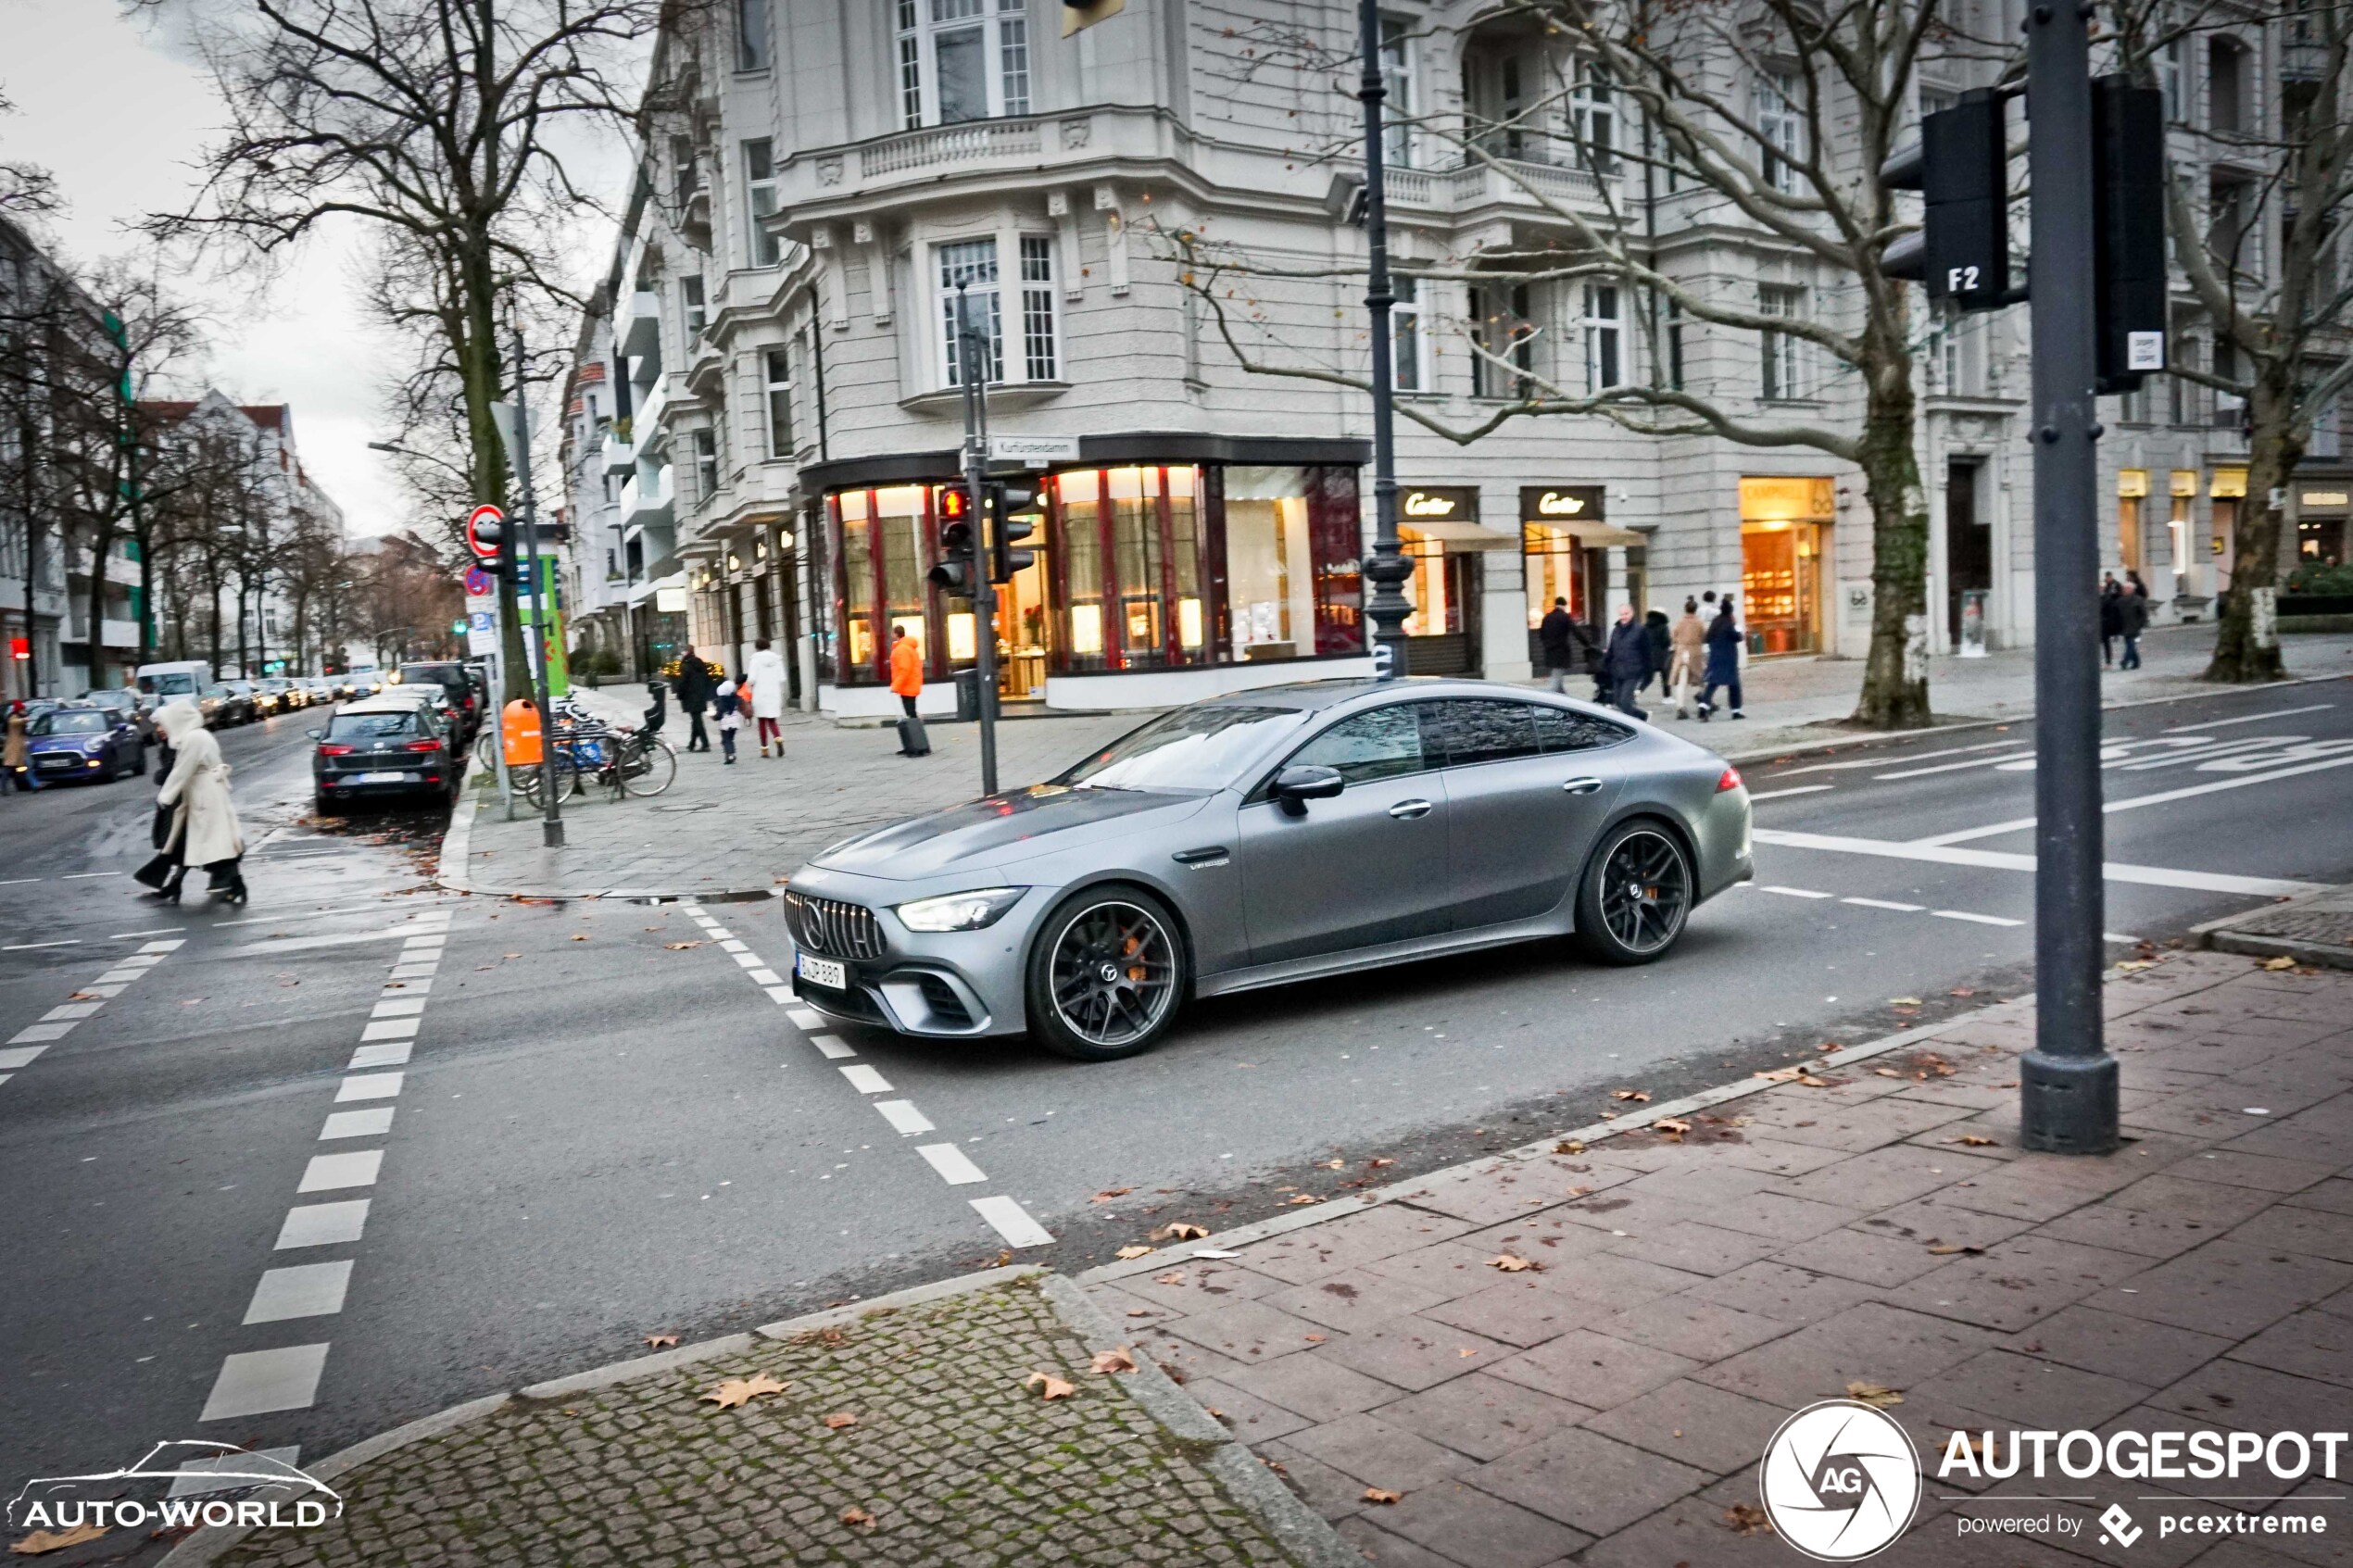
[784,878,1049,1040]
[29,749,110,781]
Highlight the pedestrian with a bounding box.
[1638,608,1671,696]
[1698,595,1744,720]
[2,700,32,793]
[674,646,715,753]
[1601,604,1654,721]
[2117,578,2148,669]
[2099,573,2123,665]
[1668,596,1706,720]
[746,637,787,759]
[712,671,742,764]
[148,700,245,905]
[1537,596,1579,694]
[890,622,925,709]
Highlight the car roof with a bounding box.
[336,697,432,716]
[1189,676,1564,713]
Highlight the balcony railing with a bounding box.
[860,117,1044,181]
[1383,157,1613,214]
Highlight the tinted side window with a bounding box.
[1288,705,1425,784]
[1531,706,1633,754]
[1420,700,1541,767]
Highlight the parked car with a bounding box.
[786,680,1755,1060]
[134,659,213,710]
[389,661,484,741]
[258,677,302,712]
[301,676,341,706]
[77,688,145,723]
[203,683,253,727]
[23,704,146,784]
[311,698,458,812]
[220,680,264,722]
[370,681,460,737]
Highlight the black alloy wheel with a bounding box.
[1576,820,1694,965]
[1026,885,1187,1061]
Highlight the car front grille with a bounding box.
[786,892,887,960]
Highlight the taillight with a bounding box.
[1717,767,1744,793]
[319,744,355,757]
[408,738,444,752]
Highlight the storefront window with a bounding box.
[836,491,875,672]
[1738,476,1832,656]
[876,484,930,664]
[1225,465,1315,660]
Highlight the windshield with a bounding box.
[1055,705,1308,792]
[329,713,419,740]
[31,710,108,735]
[143,672,196,696]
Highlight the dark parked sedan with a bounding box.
[24,705,146,784]
[388,661,484,740]
[787,678,1754,1060]
[311,699,459,812]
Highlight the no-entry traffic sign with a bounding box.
[466,503,505,561]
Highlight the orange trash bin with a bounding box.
[501,699,542,766]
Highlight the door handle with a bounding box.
[1389,798,1435,819]
[1171,846,1230,868]
[1562,776,1604,795]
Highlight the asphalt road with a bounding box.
[2,676,2348,1561]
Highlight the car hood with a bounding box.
[805,785,1213,881]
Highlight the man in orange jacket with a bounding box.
[887,624,924,718]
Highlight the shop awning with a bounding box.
[1527,519,1647,547]
[1403,519,1521,551]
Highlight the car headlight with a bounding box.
[893,887,1027,933]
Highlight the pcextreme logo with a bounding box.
[1759,1400,1923,1561]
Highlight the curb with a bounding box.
[157,1263,1354,1568]
[2191,884,2353,972]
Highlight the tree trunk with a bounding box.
[1850,358,1934,728]
[2204,367,2296,684]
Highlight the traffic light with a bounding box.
[989,479,1039,583]
[2092,75,2167,394]
[928,486,978,596]
[1881,89,2011,309]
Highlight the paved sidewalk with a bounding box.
[1078,948,2353,1567]
[451,624,2353,898]
[177,1272,1348,1568]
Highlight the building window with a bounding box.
[764,348,794,458]
[896,0,1030,129]
[2158,38,2183,122]
[1571,59,1617,176]
[681,275,706,339]
[1470,283,1534,399]
[1018,235,1058,381]
[1757,70,1806,194]
[1663,297,1687,391]
[2207,38,2245,133]
[1760,284,1806,400]
[1379,17,1416,169]
[744,139,780,268]
[1582,283,1622,393]
[735,0,771,70]
[937,239,1003,386]
[1390,273,1425,392]
[692,429,719,505]
[669,135,698,207]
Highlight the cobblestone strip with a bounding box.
[0,935,184,1087]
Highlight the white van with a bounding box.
[135,660,214,707]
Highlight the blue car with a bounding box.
[24,705,147,785]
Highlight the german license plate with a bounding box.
[349,771,414,784]
[796,952,848,990]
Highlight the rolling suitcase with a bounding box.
[897,713,931,757]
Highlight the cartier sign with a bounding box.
[1521,485,1605,521]
[1400,486,1477,521]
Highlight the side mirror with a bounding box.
[1271,764,1346,817]
[307,729,323,740]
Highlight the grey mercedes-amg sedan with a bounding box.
[786,678,1753,1060]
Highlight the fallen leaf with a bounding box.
[1115,1245,1156,1261]
[1152,1221,1210,1241]
[1302,1332,1327,1344]
[1611,1088,1652,1103]
[1948,985,1977,997]
[1926,1243,1987,1256]
[1566,1184,1594,1198]
[67,991,99,1001]
[1152,1271,1187,1286]
[839,1506,875,1528]
[1126,1308,1152,1317]
[1366,1156,1397,1168]
[2261,956,2296,971]
[1089,1187,1134,1203]
[569,934,588,942]
[1845,1380,1905,1408]
[1654,1117,1692,1135]
[1026,1371,1077,1400]
[503,952,521,959]
[1089,1347,1138,1374]
[823,1411,858,1429]
[1888,997,1922,1006]
[665,941,704,950]
[1873,1067,1903,1079]
[644,1332,679,1348]
[702,1373,789,1410]
[1489,1253,1541,1273]
[1952,1135,1998,1148]
[1363,1487,1403,1505]
[1724,1502,1774,1536]
[1554,1139,1585,1155]
[9,1525,107,1555]
[1755,1066,1803,1082]
[1285,1194,1321,1206]
[1317,1158,1346,1169]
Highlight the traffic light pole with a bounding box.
[953,282,1001,797]
[2019,0,2116,1152]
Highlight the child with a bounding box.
[712,673,742,764]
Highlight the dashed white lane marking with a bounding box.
[969,1196,1055,1249]
[7,1025,71,1047]
[875,1099,936,1136]
[810,1035,858,1060]
[335,1073,405,1102]
[4,940,79,950]
[321,1108,396,1139]
[42,1002,104,1020]
[200,1345,331,1421]
[109,927,184,938]
[347,1043,411,1070]
[839,1063,894,1095]
[1752,828,2322,897]
[236,925,442,955]
[1842,897,1926,912]
[731,952,763,970]
[748,968,784,986]
[2165,703,2333,733]
[298,1150,383,1193]
[720,940,749,954]
[371,997,426,1018]
[1757,885,1835,899]
[916,1143,989,1185]
[359,1019,420,1042]
[243,1261,353,1324]
[763,986,794,1004]
[94,968,146,984]
[275,1201,370,1250]
[786,1009,824,1029]
[1933,909,2025,927]
[0,1046,48,1069]
[64,871,122,879]
[1877,749,2037,780]
[1746,785,1834,801]
[3,936,181,1073]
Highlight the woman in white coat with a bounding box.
[153,701,247,904]
[746,637,788,759]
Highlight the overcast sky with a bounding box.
[3,0,631,540]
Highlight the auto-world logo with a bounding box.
[6,1442,341,1537]
[1759,1399,1923,1561]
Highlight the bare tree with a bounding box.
[2106,0,2352,681]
